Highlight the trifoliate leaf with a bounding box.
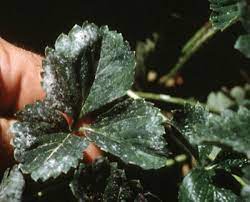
[12,22,167,182]
[0,165,25,202]
[172,104,250,158]
[80,26,135,115]
[179,168,240,202]
[81,98,168,169]
[20,133,89,182]
[209,0,241,30]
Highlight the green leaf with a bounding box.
[207,91,235,112]
[234,1,250,58]
[11,22,166,182]
[19,133,88,182]
[172,105,250,158]
[209,0,241,30]
[80,26,135,115]
[70,158,153,201]
[207,84,250,112]
[81,98,168,169]
[42,23,100,117]
[235,34,250,58]
[179,168,240,202]
[0,165,25,202]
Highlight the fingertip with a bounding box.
[0,118,15,170]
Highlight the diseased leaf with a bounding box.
[80,26,135,115]
[172,104,250,158]
[81,98,168,169]
[0,165,25,202]
[19,133,88,182]
[207,91,235,112]
[179,168,240,202]
[207,84,250,112]
[42,23,100,117]
[11,121,62,162]
[209,0,241,30]
[11,22,167,182]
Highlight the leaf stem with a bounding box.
[128,90,220,113]
[159,21,218,85]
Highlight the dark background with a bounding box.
[0,0,249,101]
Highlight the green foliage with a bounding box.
[81,98,168,169]
[209,0,241,30]
[235,34,250,57]
[70,158,160,201]
[207,84,250,112]
[209,0,250,58]
[10,22,168,184]
[0,166,25,202]
[172,104,250,157]
[179,168,240,201]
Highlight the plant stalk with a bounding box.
[159,21,218,85]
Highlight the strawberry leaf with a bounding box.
[11,22,168,182]
[19,133,88,182]
[179,168,240,201]
[80,26,135,115]
[81,98,168,169]
[171,104,250,158]
[209,0,241,31]
[0,165,25,202]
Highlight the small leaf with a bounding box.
[0,165,25,202]
[172,104,250,158]
[20,133,88,181]
[81,98,168,169]
[179,168,240,201]
[235,34,250,58]
[209,0,241,30]
[80,26,135,115]
[207,91,235,112]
